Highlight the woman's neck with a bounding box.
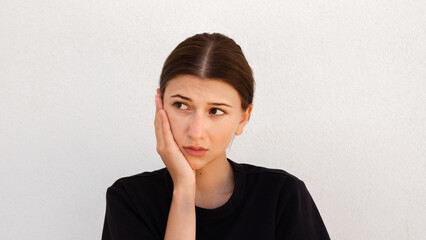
[194,157,235,209]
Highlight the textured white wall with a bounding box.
[1,0,425,239]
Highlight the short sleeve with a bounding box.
[275,179,330,240]
[101,180,158,240]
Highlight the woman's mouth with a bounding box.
[183,146,208,156]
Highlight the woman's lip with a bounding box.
[184,146,207,150]
[183,147,208,156]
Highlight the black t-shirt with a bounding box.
[102,159,330,239]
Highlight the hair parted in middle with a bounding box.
[159,32,255,111]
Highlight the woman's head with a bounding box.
[158,33,254,170]
[159,32,255,111]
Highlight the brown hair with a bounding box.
[159,32,255,110]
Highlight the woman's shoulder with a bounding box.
[230,159,302,184]
[106,167,173,198]
[104,167,173,228]
[117,167,169,180]
[229,159,312,200]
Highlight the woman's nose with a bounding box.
[187,113,205,139]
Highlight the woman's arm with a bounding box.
[164,185,196,240]
[155,91,196,240]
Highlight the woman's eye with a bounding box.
[210,108,225,116]
[174,102,189,110]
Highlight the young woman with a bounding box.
[102,33,330,240]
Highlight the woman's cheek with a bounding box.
[215,122,235,148]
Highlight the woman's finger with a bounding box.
[156,93,175,149]
[154,94,160,134]
[155,94,165,151]
[155,93,162,111]
[159,109,175,148]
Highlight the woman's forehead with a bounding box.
[164,75,240,104]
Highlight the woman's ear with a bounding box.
[235,104,253,135]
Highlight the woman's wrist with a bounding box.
[173,183,196,198]
[172,186,196,212]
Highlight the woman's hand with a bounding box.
[155,90,196,189]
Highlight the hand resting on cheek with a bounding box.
[154,90,196,189]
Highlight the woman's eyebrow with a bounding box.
[171,94,191,101]
[170,94,232,108]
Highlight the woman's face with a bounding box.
[162,74,252,171]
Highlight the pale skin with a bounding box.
[154,74,253,240]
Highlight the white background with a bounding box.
[1,1,425,239]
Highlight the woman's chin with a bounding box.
[185,158,201,170]
[185,156,208,171]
